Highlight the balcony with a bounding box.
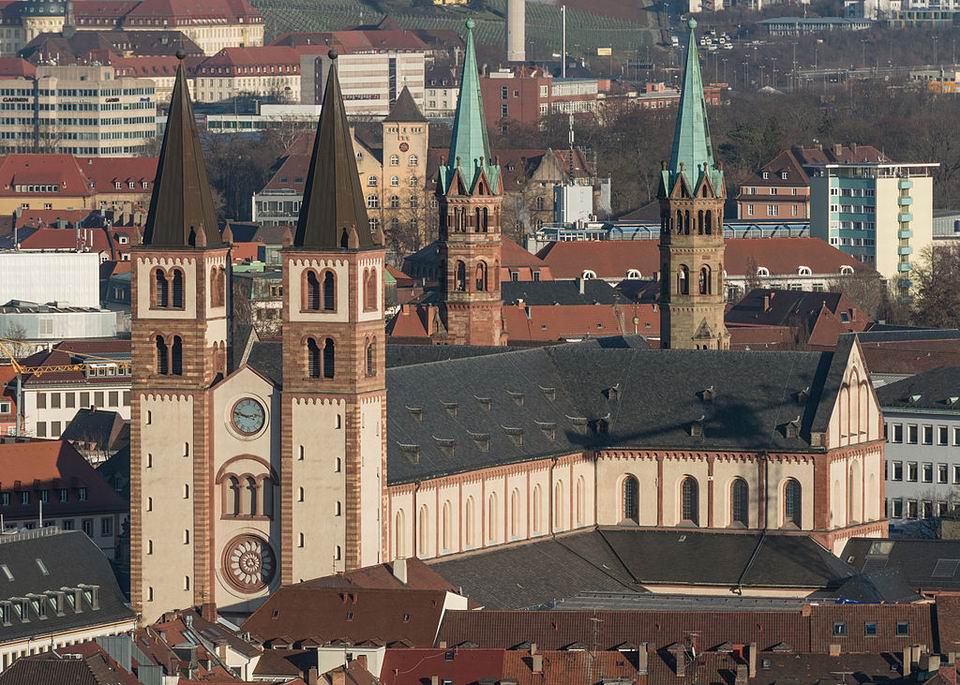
[898,246,913,255]
[898,213,913,223]
[898,179,913,190]
[898,262,913,272]
[898,228,913,239]
[898,196,913,206]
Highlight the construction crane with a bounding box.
[0,338,132,437]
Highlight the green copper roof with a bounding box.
[666,18,723,195]
[439,19,500,195]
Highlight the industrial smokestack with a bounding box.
[506,0,525,63]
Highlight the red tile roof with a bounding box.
[537,238,863,280]
[17,340,131,386]
[0,440,127,517]
[198,46,300,71]
[860,338,960,376]
[111,55,180,78]
[302,558,456,593]
[0,154,156,198]
[380,649,505,685]
[0,57,36,78]
[124,0,261,22]
[17,226,113,256]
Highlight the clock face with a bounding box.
[231,398,266,435]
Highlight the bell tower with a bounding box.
[130,58,229,621]
[658,18,729,351]
[280,51,386,582]
[437,19,504,347]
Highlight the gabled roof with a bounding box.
[294,53,378,251]
[876,366,960,410]
[142,61,221,248]
[383,85,426,123]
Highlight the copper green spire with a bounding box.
[439,18,500,196]
[143,59,222,248]
[667,18,723,194]
[294,50,378,250]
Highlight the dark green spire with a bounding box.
[665,18,723,194]
[439,19,500,195]
[142,59,222,248]
[294,51,378,251]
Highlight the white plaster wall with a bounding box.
[595,456,658,526]
[135,256,198,320]
[356,256,383,323]
[662,457,709,527]
[712,460,760,529]
[766,460,815,530]
[359,397,383,567]
[830,458,848,529]
[139,393,196,622]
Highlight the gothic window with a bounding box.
[305,270,321,311]
[554,481,564,528]
[487,493,498,543]
[482,206,490,232]
[699,265,711,295]
[678,265,690,295]
[418,505,428,556]
[475,262,488,292]
[389,154,399,166]
[408,154,419,167]
[675,209,683,234]
[705,209,713,235]
[532,485,542,533]
[389,195,400,209]
[394,510,405,558]
[441,501,452,551]
[323,271,335,311]
[366,339,376,377]
[465,497,475,546]
[510,489,520,538]
[363,269,377,312]
[784,479,802,528]
[622,475,639,523]
[321,339,335,379]
[307,338,321,378]
[155,336,168,375]
[681,476,699,525]
[474,207,482,233]
[575,476,585,526]
[367,195,379,209]
[171,269,184,309]
[731,478,749,527]
[455,261,466,292]
[153,268,169,308]
[697,209,704,235]
[171,336,183,376]
[683,210,691,235]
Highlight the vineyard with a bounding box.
[251,0,660,58]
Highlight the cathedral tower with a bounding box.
[437,19,504,347]
[280,51,386,580]
[658,18,729,351]
[131,60,229,619]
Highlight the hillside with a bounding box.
[251,0,662,59]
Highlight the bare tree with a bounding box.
[913,244,960,329]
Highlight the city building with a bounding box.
[878,366,960,523]
[0,65,157,156]
[758,16,874,35]
[424,62,458,118]
[807,150,936,289]
[736,148,811,220]
[0,441,128,558]
[193,46,300,104]
[0,302,117,346]
[0,528,136,672]
[0,251,100,309]
[480,67,599,127]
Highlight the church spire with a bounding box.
[667,18,722,194]
[439,19,500,196]
[294,50,377,251]
[142,56,221,248]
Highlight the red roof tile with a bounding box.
[0,58,36,78]
[380,649,505,685]
[199,46,300,71]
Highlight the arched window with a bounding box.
[622,476,639,523]
[409,195,419,208]
[699,265,711,295]
[441,501,452,551]
[409,175,419,188]
[535,196,545,211]
[369,217,381,233]
[756,266,770,277]
[681,476,699,525]
[465,497,475,547]
[323,271,335,311]
[482,207,489,232]
[575,477,585,526]
[454,261,466,292]
[418,505,428,557]
[678,265,689,295]
[394,510,404,559]
[389,195,400,209]
[581,270,597,280]
[626,269,642,280]
[322,338,335,379]
[367,194,379,209]
[510,489,520,538]
[697,209,704,235]
[705,209,713,235]
[532,485,542,533]
[390,175,399,187]
[155,336,168,375]
[798,265,812,276]
[246,477,258,516]
[675,209,683,233]
[784,479,802,528]
[171,336,183,376]
[364,269,377,311]
[408,154,419,166]
[307,338,321,378]
[171,269,184,309]
[389,154,399,166]
[366,339,376,377]
[554,481,563,528]
[475,262,488,292]
[228,476,240,516]
[684,210,691,234]
[367,175,378,187]
[305,270,321,310]
[154,269,169,308]
[731,478,749,527]
[840,265,854,275]
[487,493,497,543]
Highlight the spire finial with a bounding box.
[687,17,697,30]
[175,49,185,60]
[328,49,338,61]
[466,18,475,30]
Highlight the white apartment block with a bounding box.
[300,51,426,116]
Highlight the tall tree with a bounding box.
[913,244,960,329]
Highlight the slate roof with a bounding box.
[383,86,426,123]
[501,279,628,305]
[842,537,960,592]
[0,651,140,685]
[386,344,517,369]
[245,338,850,485]
[61,408,127,449]
[727,288,846,327]
[0,529,135,644]
[876,366,960,410]
[430,529,853,609]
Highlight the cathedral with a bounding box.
[131,21,887,623]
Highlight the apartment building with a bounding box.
[736,149,811,220]
[300,49,425,116]
[0,64,157,156]
[480,67,599,126]
[194,46,300,104]
[879,367,960,524]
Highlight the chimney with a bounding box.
[530,643,537,656]
[912,645,922,664]
[200,602,217,622]
[672,647,686,677]
[531,654,543,673]
[748,642,758,678]
[578,277,585,295]
[393,558,408,585]
[903,646,912,677]
[829,643,841,657]
[637,646,648,676]
[431,676,440,685]
[356,655,368,671]
[331,668,346,685]
[928,654,942,672]
[306,667,319,685]
[735,663,748,685]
